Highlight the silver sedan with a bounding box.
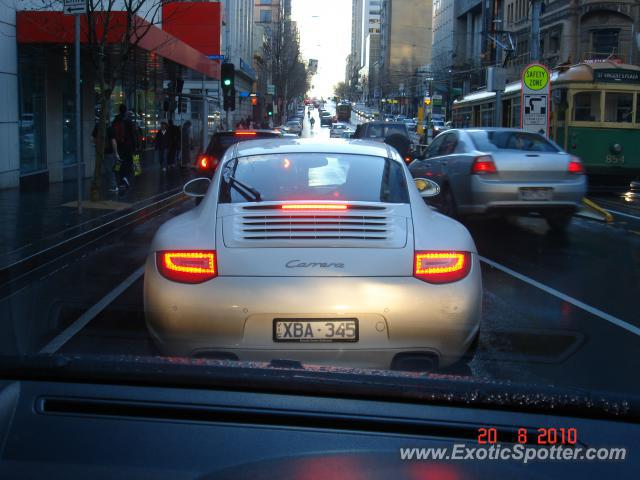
[144,139,482,371]
[409,128,587,230]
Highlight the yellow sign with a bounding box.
[523,64,549,91]
[417,107,424,134]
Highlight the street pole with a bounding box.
[531,0,542,62]
[201,73,206,150]
[75,13,82,214]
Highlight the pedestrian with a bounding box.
[111,104,137,189]
[92,121,118,192]
[310,116,315,129]
[180,120,193,168]
[167,119,180,169]
[155,121,170,172]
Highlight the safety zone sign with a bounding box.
[521,63,551,136]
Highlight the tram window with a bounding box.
[604,92,633,123]
[573,91,601,122]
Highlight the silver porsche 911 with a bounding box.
[144,139,482,371]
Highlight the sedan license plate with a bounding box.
[519,187,553,201]
[273,319,359,343]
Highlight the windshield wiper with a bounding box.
[228,175,262,202]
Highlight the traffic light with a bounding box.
[267,104,273,116]
[221,63,235,94]
[251,96,257,106]
[424,98,432,106]
[223,87,236,111]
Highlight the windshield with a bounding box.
[220,153,409,204]
[3,0,640,439]
[468,131,560,152]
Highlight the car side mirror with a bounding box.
[414,178,440,198]
[183,177,211,198]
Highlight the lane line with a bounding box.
[39,265,145,354]
[605,209,640,221]
[479,256,640,337]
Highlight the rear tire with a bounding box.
[440,186,458,218]
[546,213,573,232]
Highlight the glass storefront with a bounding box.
[18,46,47,175]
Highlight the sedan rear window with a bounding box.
[219,153,409,204]
[468,131,559,153]
[209,132,280,153]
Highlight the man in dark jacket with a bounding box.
[167,119,180,169]
[111,104,137,188]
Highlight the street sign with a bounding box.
[63,0,86,15]
[267,84,275,95]
[207,54,225,60]
[521,63,551,136]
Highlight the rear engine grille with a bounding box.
[241,215,389,240]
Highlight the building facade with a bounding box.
[504,0,640,81]
[1,1,223,191]
[378,0,433,114]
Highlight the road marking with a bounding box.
[479,256,640,337]
[605,209,640,221]
[39,265,145,354]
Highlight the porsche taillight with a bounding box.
[414,251,471,284]
[157,251,217,284]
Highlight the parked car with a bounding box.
[196,130,282,176]
[145,139,482,370]
[285,120,303,136]
[408,128,587,230]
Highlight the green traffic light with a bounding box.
[268,112,272,116]
[223,79,231,86]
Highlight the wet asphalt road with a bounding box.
[2,108,640,401]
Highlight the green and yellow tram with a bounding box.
[452,61,640,179]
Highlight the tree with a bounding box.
[271,17,309,123]
[85,1,169,201]
[333,81,350,100]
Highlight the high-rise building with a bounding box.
[432,0,456,73]
[378,0,433,112]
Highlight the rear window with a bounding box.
[219,153,409,204]
[364,124,408,138]
[468,130,559,153]
[209,132,280,153]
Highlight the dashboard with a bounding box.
[0,379,637,478]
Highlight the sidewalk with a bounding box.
[0,150,197,269]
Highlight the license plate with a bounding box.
[273,319,359,343]
[519,187,553,201]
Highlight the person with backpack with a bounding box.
[111,104,137,189]
[92,121,118,192]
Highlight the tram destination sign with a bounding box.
[521,63,551,136]
[594,69,640,84]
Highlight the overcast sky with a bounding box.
[291,0,352,99]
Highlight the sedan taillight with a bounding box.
[157,250,217,284]
[414,251,471,284]
[198,155,218,171]
[568,156,584,174]
[471,155,497,174]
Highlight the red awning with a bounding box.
[17,11,220,79]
